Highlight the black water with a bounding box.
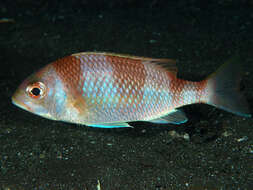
[0,0,252,189]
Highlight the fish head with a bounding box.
[12,65,65,121]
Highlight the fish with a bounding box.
[0,18,15,23]
[12,52,251,128]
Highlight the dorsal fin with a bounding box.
[72,52,177,75]
[141,57,177,76]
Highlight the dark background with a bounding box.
[0,0,253,189]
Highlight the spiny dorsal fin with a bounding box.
[72,52,178,76]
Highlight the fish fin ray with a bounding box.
[206,56,251,117]
[86,122,132,128]
[142,58,178,76]
[148,109,188,125]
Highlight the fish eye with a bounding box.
[26,82,46,99]
[31,87,41,96]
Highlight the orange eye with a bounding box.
[26,82,46,99]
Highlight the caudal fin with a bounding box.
[205,57,251,117]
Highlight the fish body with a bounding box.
[12,52,251,128]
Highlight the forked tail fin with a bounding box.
[205,57,251,117]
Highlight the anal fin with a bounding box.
[149,109,188,125]
[87,122,132,128]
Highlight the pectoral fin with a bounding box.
[87,122,132,128]
[149,109,188,125]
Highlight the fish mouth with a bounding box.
[12,93,53,120]
[11,95,32,112]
